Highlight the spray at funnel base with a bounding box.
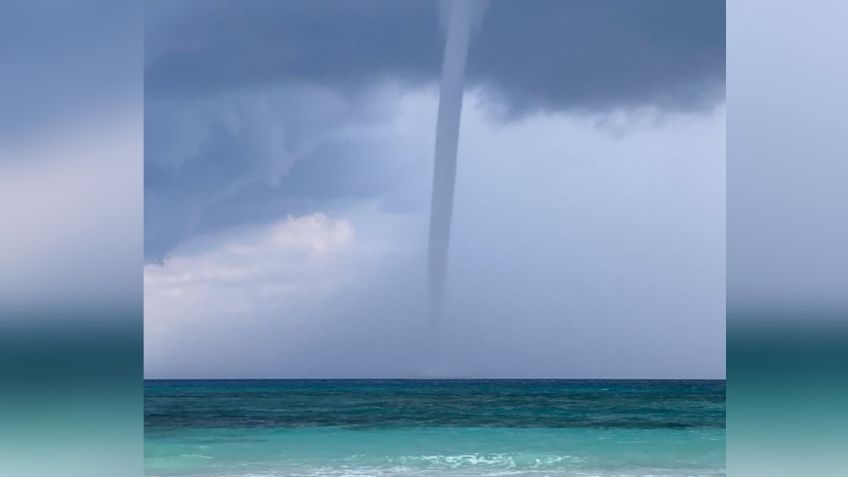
[428,0,487,322]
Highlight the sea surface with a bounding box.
[145,380,725,477]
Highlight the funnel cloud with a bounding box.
[428,0,488,320]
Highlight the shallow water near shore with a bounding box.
[145,380,725,476]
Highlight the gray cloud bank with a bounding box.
[145,0,725,259]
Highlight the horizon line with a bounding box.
[144,376,727,381]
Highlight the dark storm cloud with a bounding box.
[144,0,725,259]
[145,0,440,98]
[145,0,725,113]
[473,0,725,113]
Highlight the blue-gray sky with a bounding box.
[144,0,726,378]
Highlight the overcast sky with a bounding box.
[143,0,726,379]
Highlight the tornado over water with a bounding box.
[428,0,487,320]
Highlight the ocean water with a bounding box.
[145,380,725,477]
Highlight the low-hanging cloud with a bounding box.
[144,84,410,258]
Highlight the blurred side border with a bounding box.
[0,1,143,477]
[729,0,848,476]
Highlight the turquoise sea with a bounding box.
[145,380,725,476]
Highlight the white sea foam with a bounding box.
[393,453,585,469]
[172,462,725,477]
